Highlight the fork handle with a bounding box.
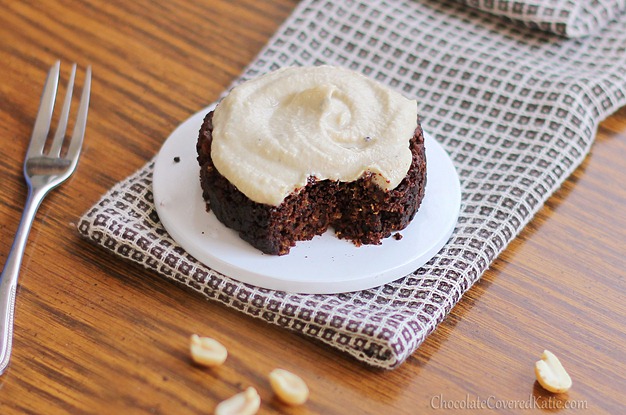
[0,186,47,375]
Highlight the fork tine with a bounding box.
[48,63,76,157]
[26,60,60,158]
[65,65,91,165]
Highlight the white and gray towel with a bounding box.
[79,0,626,369]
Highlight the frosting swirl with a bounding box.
[211,66,418,206]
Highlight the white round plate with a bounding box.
[153,106,461,294]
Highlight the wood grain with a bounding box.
[0,1,624,414]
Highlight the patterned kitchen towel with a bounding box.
[78,0,626,369]
[456,0,626,37]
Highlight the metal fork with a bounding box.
[0,61,91,375]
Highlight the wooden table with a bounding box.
[1,1,624,414]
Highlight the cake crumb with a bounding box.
[173,156,181,163]
[393,233,403,240]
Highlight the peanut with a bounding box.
[189,334,227,367]
[534,350,572,393]
[215,387,260,415]
[269,368,309,405]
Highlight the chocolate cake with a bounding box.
[196,66,427,255]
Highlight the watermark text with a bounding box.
[430,394,588,411]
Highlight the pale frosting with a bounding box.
[211,66,418,206]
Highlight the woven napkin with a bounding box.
[78,0,626,369]
[456,0,626,37]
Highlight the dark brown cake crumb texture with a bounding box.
[197,111,427,255]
